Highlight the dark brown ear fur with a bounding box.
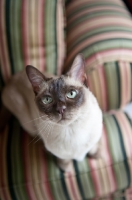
[66,54,88,87]
[26,65,47,95]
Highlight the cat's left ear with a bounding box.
[26,65,46,95]
[67,54,88,87]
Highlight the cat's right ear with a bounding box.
[26,65,46,95]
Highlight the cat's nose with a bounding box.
[56,104,66,115]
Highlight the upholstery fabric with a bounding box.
[87,60,132,112]
[64,0,132,111]
[0,0,65,84]
[0,111,132,200]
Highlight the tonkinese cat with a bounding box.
[2,55,103,171]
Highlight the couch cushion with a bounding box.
[64,0,132,111]
[0,0,65,84]
[0,111,132,199]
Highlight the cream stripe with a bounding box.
[92,69,102,107]
[119,61,128,107]
[38,0,45,72]
[57,0,65,75]
[115,112,132,158]
[67,32,132,63]
[67,17,132,44]
[68,6,129,25]
[67,0,127,13]
[86,49,132,70]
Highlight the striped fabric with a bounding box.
[0,111,132,200]
[64,0,132,111]
[87,60,132,111]
[0,0,65,84]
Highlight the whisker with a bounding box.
[34,137,41,144]
[23,115,48,124]
[28,135,39,146]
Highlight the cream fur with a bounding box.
[2,71,102,161]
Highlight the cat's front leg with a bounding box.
[88,139,102,159]
[57,158,72,172]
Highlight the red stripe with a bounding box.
[68,174,79,200]
[22,131,37,200]
[42,149,54,200]
[0,0,9,82]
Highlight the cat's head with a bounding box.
[26,55,88,125]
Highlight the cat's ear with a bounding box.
[67,54,88,86]
[26,65,46,95]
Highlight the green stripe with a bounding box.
[113,115,131,189]
[45,0,57,74]
[48,155,69,200]
[67,2,127,19]
[77,159,95,198]
[10,0,23,73]
[69,39,132,61]
[115,62,121,107]
[104,114,124,162]
[7,118,19,200]
[59,171,71,200]
[5,0,14,75]
[73,160,85,199]
[68,26,132,52]
[67,11,131,31]
[104,62,120,110]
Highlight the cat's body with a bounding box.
[2,55,102,171]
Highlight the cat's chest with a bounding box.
[43,121,97,160]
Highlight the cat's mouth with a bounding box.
[57,113,70,123]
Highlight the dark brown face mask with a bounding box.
[26,54,87,122]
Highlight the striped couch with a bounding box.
[0,0,132,199]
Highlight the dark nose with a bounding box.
[56,103,66,115]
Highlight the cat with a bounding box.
[2,54,103,171]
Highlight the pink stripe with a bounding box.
[41,149,54,200]
[22,131,37,200]
[22,0,30,67]
[68,175,79,200]
[103,126,117,192]
[116,112,132,158]
[88,159,101,197]
[86,49,132,68]
[67,32,132,64]
[68,6,128,25]
[38,0,45,72]
[67,18,132,45]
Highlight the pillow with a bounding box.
[64,0,132,111]
[0,0,65,84]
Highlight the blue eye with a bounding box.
[42,96,52,104]
[66,90,77,99]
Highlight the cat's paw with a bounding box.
[88,140,102,159]
[57,158,72,172]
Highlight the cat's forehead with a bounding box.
[40,75,82,93]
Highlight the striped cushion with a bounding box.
[0,0,65,84]
[0,111,132,199]
[64,0,132,111]
[87,60,132,111]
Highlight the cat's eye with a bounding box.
[66,90,77,99]
[42,96,53,104]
